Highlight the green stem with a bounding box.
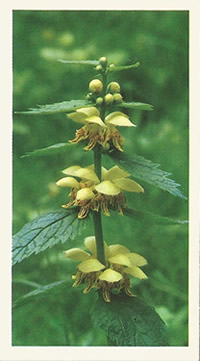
[92,70,108,265]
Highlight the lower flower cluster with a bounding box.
[65,236,148,302]
[56,164,144,218]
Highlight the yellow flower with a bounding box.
[65,236,148,302]
[103,111,136,152]
[56,165,144,218]
[67,107,106,150]
[67,107,136,152]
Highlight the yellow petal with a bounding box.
[67,112,88,124]
[94,180,121,195]
[76,188,95,201]
[108,254,132,267]
[108,244,130,257]
[77,107,100,117]
[103,165,130,181]
[113,178,144,193]
[127,253,148,267]
[56,176,80,188]
[64,248,90,261]
[62,165,81,176]
[84,236,109,259]
[85,116,106,127]
[99,268,123,282]
[78,258,105,273]
[84,236,96,255]
[105,112,136,127]
[75,167,99,183]
[124,265,148,279]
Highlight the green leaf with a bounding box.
[122,207,188,225]
[15,99,91,115]
[108,150,186,199]
[12,209,88,265]
[120,101,154,111]
[109,62,140,72]
[91,294,169,346]
[13,279,70,310]
[21,142,71,158]
[58,59,99,66]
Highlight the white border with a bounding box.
[1,1,199,360]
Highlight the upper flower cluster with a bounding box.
[68,106,135,152]
[65,236,148,302]
[56,164,144,218]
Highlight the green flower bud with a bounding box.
[104,93,114,105]
[96,64,103,72]
[108,82,121,93]
[86,92,93,100]
[109,64,115,70]
[89,79,103,94]
[99,57,107,66]
[113,93,123,103]
[96,97,104,105]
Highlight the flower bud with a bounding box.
[113,93,123,103]
[96,97,104,105]
[99,57,107,66]
[109,64,115,70]
[108,82,120,93]
[96,64,103,72]
[104,93,114,105]
[89,79,103,94]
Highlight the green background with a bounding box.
[13,10,188,346]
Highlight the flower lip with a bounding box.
[99,268,123,282]
[78,258,105,273]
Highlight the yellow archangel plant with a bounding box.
[56,164,144,218]
[65,236,148,302]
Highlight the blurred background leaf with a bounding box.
[13,10,188,346]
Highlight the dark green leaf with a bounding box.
[13,279,70,310]
[15,99,91,115]
[108,150,186,199]
[21,142,71,158]
[58,59,99,66]
[120,101,154,111]
[109,62,140,72]
[122,207,188,225]
[12,209,88,265]
[91,294,169,346]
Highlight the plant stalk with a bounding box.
[92,69,108,265]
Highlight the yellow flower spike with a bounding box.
[127,253,148,267]
[94,180,121,196]
[103,165,130,181]
[62,165,81,176]
[56,176,80,189]
[99,269,123,282]
[105,112,136,127]
[108,253,132,267]
[113,177,144,193]
[76,188,95,201]
[123,265,148,279]
[108,244,130,257]
[78,258,105,273]
[64,248,90,262]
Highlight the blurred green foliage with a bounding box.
[13,10,188,346]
